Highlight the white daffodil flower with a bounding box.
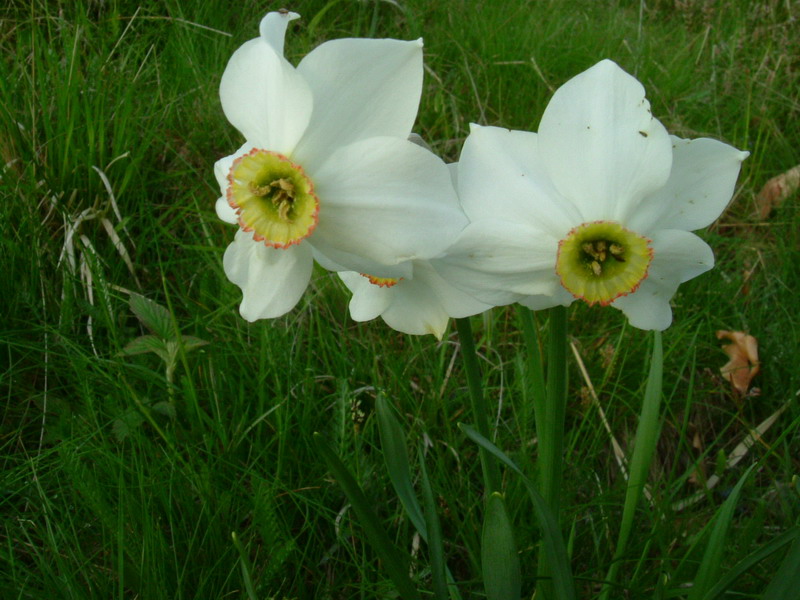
[339,260,491,339]
[436,60,748,330]
[215,11,465,321]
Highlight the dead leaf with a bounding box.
[716,330,760,395]
[755,164,800,219]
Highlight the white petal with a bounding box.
[538,60,672,222]
[339,271,393,321]
[310,137,465,272]
[611,229,713,330]
[457,125,580,237]
[223,231,313,320]
[416,260,492,318]
[219,12,312,152]
[610,282,674,330]
[215,197,238,224]
[292,38,423,171]
[518,288,575,311]
[382,276,452,338]
[259,11,299,56]
[214,142,255,224]
[627,136,749,233]
[434,219,561,306]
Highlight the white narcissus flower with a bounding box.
[215,12,465,321]
[436,60,748,330]
[339,260,491,339]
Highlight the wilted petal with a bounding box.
[538,60,672,222]
[628,136,749,233]
[223,230,313,320]
[292,38,423,171]
[219,12,312,152]
[310,137,464,273]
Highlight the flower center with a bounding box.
[227,148,319,248]
[361,274,401,288]
[555,221,653,306]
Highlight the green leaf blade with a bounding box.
[313,433,421,600]
[129,293,173,339]
[482,492,521,600]
[376,395,427,539]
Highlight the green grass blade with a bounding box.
[460,424,576,600]
[313,433,421,600]
[454,317,502,494]
[376,395,427,539]
[688,463,757,600]
[702,526,800,600]
[482,492,521,600]
[601,330,663,600]
[419,446,450,600]
[231,532,258,600]
[762,526,800,600]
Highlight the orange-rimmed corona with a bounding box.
[361,274,401,287]
[556,221,653,306]
[227,148,319,248]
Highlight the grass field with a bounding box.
[2,0,799,598]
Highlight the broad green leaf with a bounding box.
[179,334,210,353]
[150,401,176,419]
[129,293,173,339]
[482,492,521,600]
[460,424,576,600]
[313,433,421,600]
[112,411,144,441]
[762,528,800,600]
[120,335,167,357]
[419,447,449,600]
[376,395,427,538]
[688,463,756,600]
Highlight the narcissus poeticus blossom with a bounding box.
[436,60,748,330]
[339,260,491,339]
[215,11,464,320]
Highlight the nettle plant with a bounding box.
[117,294,208,437]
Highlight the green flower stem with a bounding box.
[600,331,663,600]
[541,305,568,513]
[454,317,501,494]
[531,305,568,600]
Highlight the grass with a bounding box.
[2,0,799,598]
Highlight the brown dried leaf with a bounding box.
[755,164,800,219]
[716,330,760,395]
